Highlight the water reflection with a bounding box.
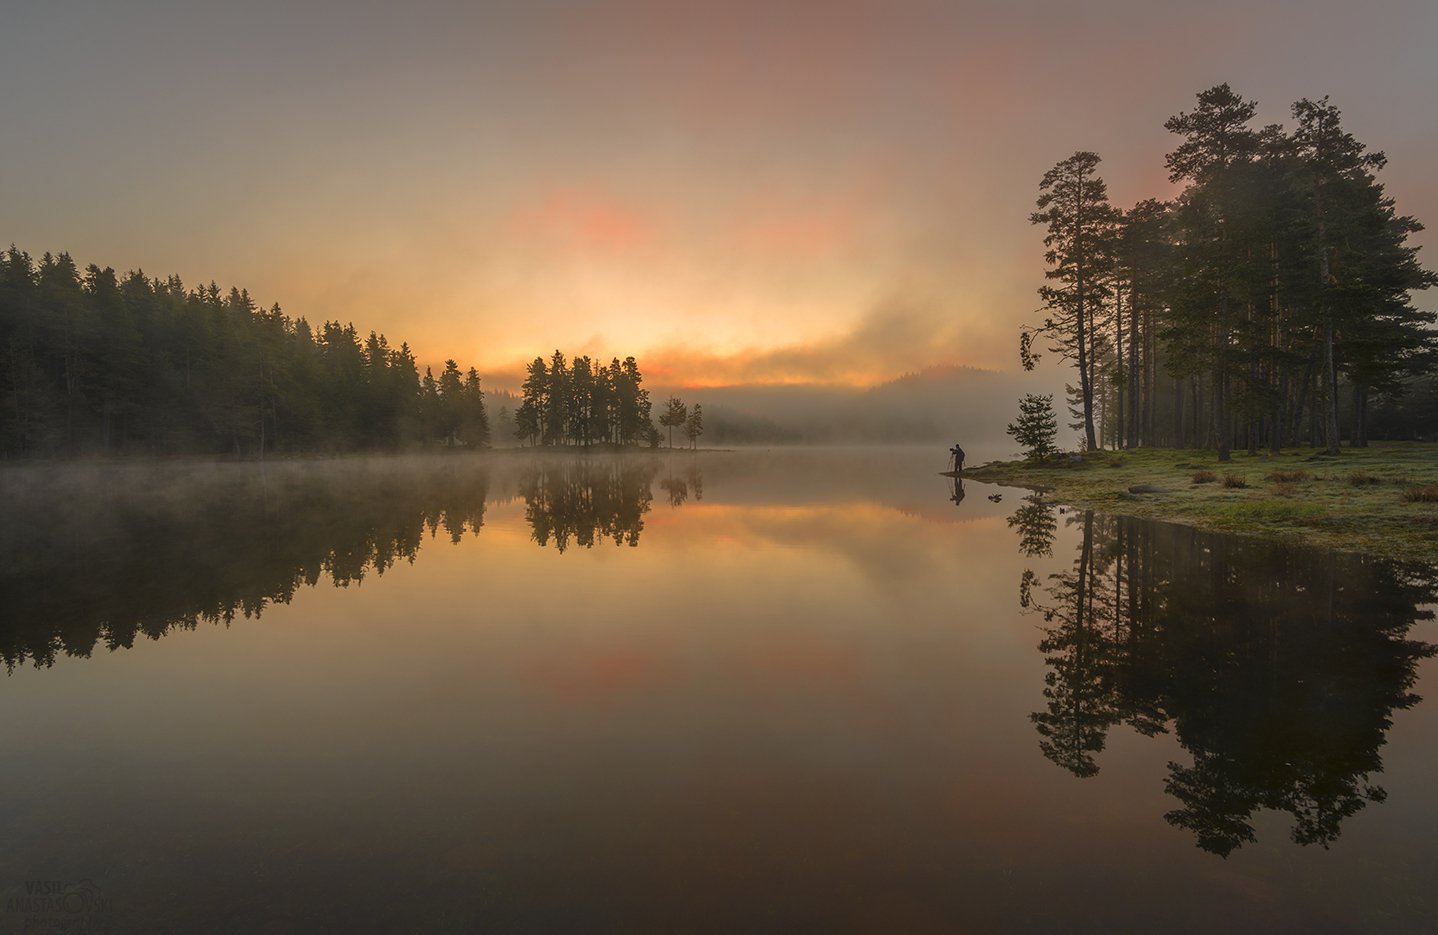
[520,460,657,551]
[1,462,492,669]
[1016,506,1438,855]
[1007,492,1057,557]
[2,457,694,669]
[659,461,704,509]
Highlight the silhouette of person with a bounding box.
[950,444,965,473]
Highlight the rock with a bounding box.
[1127,484,1172,494]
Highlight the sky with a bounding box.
[3,0,1436,390]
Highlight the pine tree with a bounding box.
[1007,394,1059,461]
[684,404,703,449]
[1027,152,1119,451]
[1163,84,1262,461]
[659,396,687,448]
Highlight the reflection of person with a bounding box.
[950,444,965,473]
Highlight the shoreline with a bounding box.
[960,443,1438,564]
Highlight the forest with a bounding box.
[1025,85,1437,459]
[0,247,502,457]
[0,244,691,458]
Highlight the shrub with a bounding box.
[1192,470,1217,484]
[1265,468,1309,483]
[1403,485,1438,503]
[1006,394,1059,461]
[1348,471,1382,486]
[1223,474,1248,489]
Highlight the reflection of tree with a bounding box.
[660,478,688,507]
[659,462,703,509]
[1,462,490,670]
[1021,511,1437,855]
[1026,512,1121,777]
[1007,493,1056,556]
[4,456,690,669]
[519,460,657,552]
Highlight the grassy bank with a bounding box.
[963,442,1438,563]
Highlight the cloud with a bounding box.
[640,296,987,387]
[502,190,661,254]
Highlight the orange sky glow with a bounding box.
[3,0,1434,391]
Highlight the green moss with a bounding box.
[963,442,1438,563]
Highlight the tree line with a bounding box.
[514,350,705,449]
[0,246,495,456]
[1025,84,1436,459]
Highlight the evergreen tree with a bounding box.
[684,404,703,449]
[1163,83,1263,461]
[1007,393,1059,460]
[659,396,687,448]
[516,356,547,446]
[544,350,568,446]
[1027,152,1119,451]
[461,368,490,446]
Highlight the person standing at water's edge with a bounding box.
[950,444,965,473]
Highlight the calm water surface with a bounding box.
[3,448,1436,933]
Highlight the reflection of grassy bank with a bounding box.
[963,443,1438,562]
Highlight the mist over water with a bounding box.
[3,448,1436,933]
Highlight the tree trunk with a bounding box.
[1215,309,1231,461]
[1174,378,1185,450]
[1192,375,1202,449]
[1114,286,1124,449]
[1322,317,1340,454]
[1353,383,1369,448]
[1146,310,1158,446]
[1076,282,1097,451]
[1271,359,1286,454]
[1316,193,1341,455]
[1128,283,1140,449]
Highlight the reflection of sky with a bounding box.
[3,1,1434,387]
[3,451,1438,930]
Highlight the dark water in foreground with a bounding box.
[2,448,1436,934]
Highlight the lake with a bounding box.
[3,447,1436,933]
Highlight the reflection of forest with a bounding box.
[3,457,698,669]
[1014,503,1438,855]
[521,460,656,551]
[521,460,702,548]
[1,462,491,670]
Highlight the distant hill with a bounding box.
[649,365,1044,445]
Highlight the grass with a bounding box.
[1216,499,1327,524]
[1223,473,1248,489]
[963,441,1438,563]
